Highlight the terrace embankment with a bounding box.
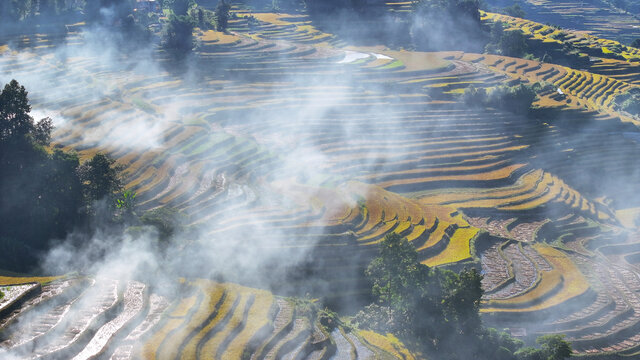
[3,7,640,357]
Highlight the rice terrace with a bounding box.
[5,0,640,359]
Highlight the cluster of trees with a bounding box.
[501,3,525,18]
[355,233,572,360]
[0,80,188,273]
[463,82,546,115]
[0,0,233,55]
[485,22,530,58]
[0,0,148,24]
[163,0,230,53]
[613,90,640,116]
[0,80,124,272]
[0,0,81,22]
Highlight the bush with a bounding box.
[140,207,185,241]
[502,3,525,18]
[464,83,540,115]
[215,0,231,32]
[164,14,195,52]
[614,91,640,116]
[462,86,487,106]
[499,29,529,57]
[488,83,539,114]
[189,6,217,30]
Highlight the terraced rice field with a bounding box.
[0,276,407,359]
[489,0,640,45]
[4,7,640,357]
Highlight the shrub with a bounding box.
[501,3,525,18]
[463,86,487,107]
[140,207,185,242]
[464,82,540,115]
[614,91,640,116]
[215,0,231,32]
[487,83,539,114]
[164,14,195,52]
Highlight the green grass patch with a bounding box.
[190,133,235,156]
[184,116,207,126]
[132,97,156,114]
[379,60,404,70]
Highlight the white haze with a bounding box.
[3,4,636,356]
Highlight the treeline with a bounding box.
[0,0,81,21]
[162,0,231,54]
[463,82,549,115]
[613,89,640,116]
[1,80,188,273]
[353,233,572,360]
[0,0,152,23]
[0,80,139,272]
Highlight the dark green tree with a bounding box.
[164,14,195,52]
[77,153,123,205]
[537,334,572,360]
[0,80,85,271]
[215,0,231,32]
[0,80,33,142]
[365,233,430,312]
[360,232,486,356]
[502,3,525,18]
[487,83,539,114]
[515,347,545,360]
[443,267,483,336]
[170,0,193,15]
[499,29,528,57]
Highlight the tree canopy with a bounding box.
[0,80,125,272]
[355,233,571,360]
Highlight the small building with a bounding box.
[507,328,527,338]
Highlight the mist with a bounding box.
[2,1,640,359]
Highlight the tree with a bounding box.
[515,347,545,360]
[365,233,430,312]
[0,80,85,270]
[503,3,525,18]
[463,86,487,107]
[115,190,136,213]
[631,38,640,49]
[215,0,230,32]
[361,232,485,354]
[0,80,33,143]
[164,14,195,52]
[487,83,539,115]
[34,117,53,146]
[443,267,483,336]
[170,0,193,15]
[139,207,186,241]
[537,334,572,360]
[77,153,123,205]
[499,29,528,57]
